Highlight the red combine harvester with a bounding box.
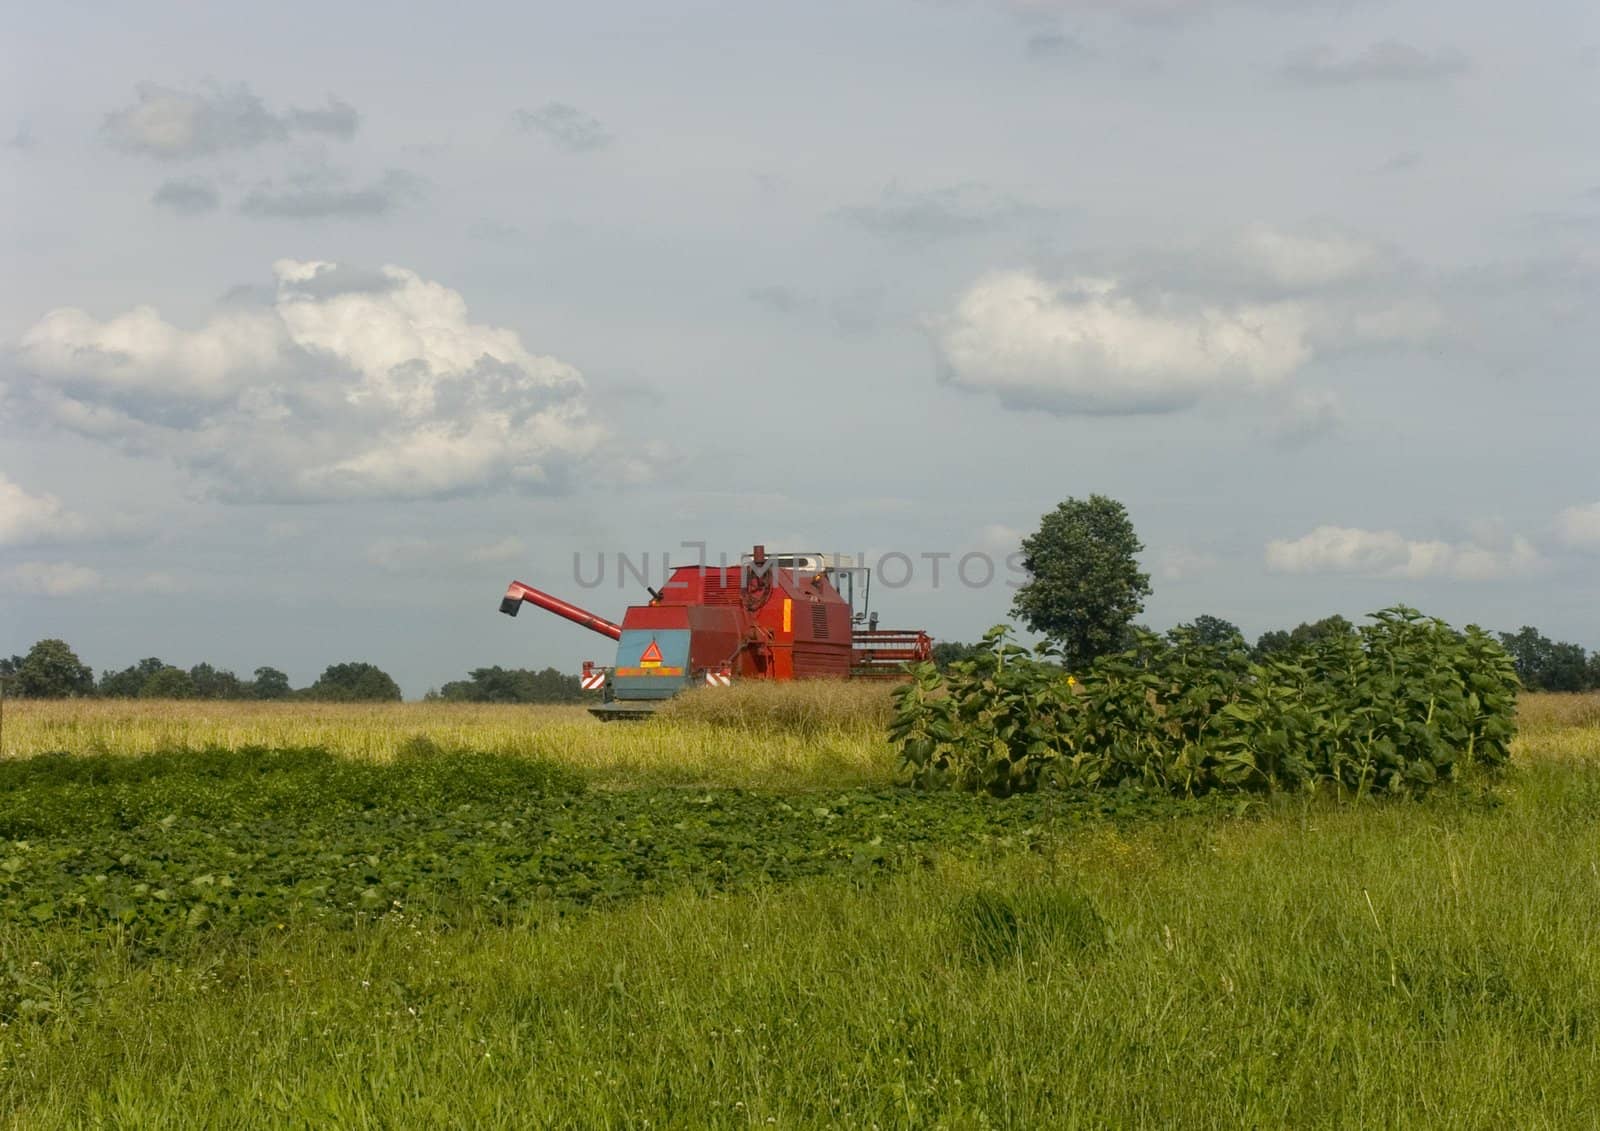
[500,545,933,719]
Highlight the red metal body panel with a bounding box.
[851,629,934,676]
[501,581,622,639]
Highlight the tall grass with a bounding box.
[0,694,899,789]
[5,690,1596,783]
[2,691,1598,1124]
[4,756,1598,1127]
[655,679,897,734]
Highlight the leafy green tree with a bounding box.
[0,655,22,680]
[1173,614,1245,650]
[1496,626,1594,691]
[252,666,292,700]
[1498,626,1550,688]
[1544,642,1591,692]
[1292,615,1355,649]
[188,662,245,699]
[97,657,166,698]
[1010,495,1151,670]
[931,641,985,670]
[1253,629,1293,659]
[140,666,196,699]
[1588,651,1600,691]
[1255,616,1356,661]
[15,639,94,698]
[436,666,582,703]
[308,662,402,702]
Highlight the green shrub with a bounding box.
[892,607,1518,798]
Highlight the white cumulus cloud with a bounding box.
[928,270,1311,413]
[0,475,88,545]
[14,261,605,502]
[1556,502,1600,549]
[1265,525,1542,581]
[1235,225,1383,289]
[20,306,282,399]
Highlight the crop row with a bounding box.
[0,747,1219,960]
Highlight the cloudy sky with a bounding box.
[3,1,1596,695]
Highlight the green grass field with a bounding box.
[2,693,1598,1127]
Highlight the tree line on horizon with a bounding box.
[936,495,1600,695]
[5,614,1599,702]
[934,614,1600,693]
[0,639,586,703]
[0,642,405,702]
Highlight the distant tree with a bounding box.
[1011,495,1152,670]
[0,655,22,679]
[436,666,582,704]
[1498,626,1550,689]
[140,666,196,699]
[931,641,985,670]
[1496,626,1596,691]
[1588,651,1600,692]
[15,639,95,698]
[1253,629,1293,659]
[97,657,166,698]
[308,662,402,702]
[1291,615,1355,649]
[252,666,292,700]
[188,662,245,699]
[1173,615,1245,650]
[1544,642,1592,692]
[1254,615,1356,661]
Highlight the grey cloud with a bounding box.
[7,122,36,151]
[830,288,887,340]
[515,102,613,153]
[746,284,886,338]
[1282,41,1470,86]
[747,285,810,315]
[841,183,1041,246]
[103,82,360,159]
[468,219,531,243]
[1377,150,1422,174]
[239,169,422,220]
[1024,31,1092,62]
[286,97,360,139]
[999,0,1339,26]
[274,264,403,299]
[1263,388,1344,446]
[152,176,220,215]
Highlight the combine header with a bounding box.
[500,546,933,719]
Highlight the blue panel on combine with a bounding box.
[611,628,692,700]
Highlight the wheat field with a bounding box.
[0,683,902,789]
[3,687,1594,787]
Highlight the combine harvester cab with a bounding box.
[499,545,932,720]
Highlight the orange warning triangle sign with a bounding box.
[639,639,663,666]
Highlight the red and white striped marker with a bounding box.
[704,670,732,687]
[580,671,606,691]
